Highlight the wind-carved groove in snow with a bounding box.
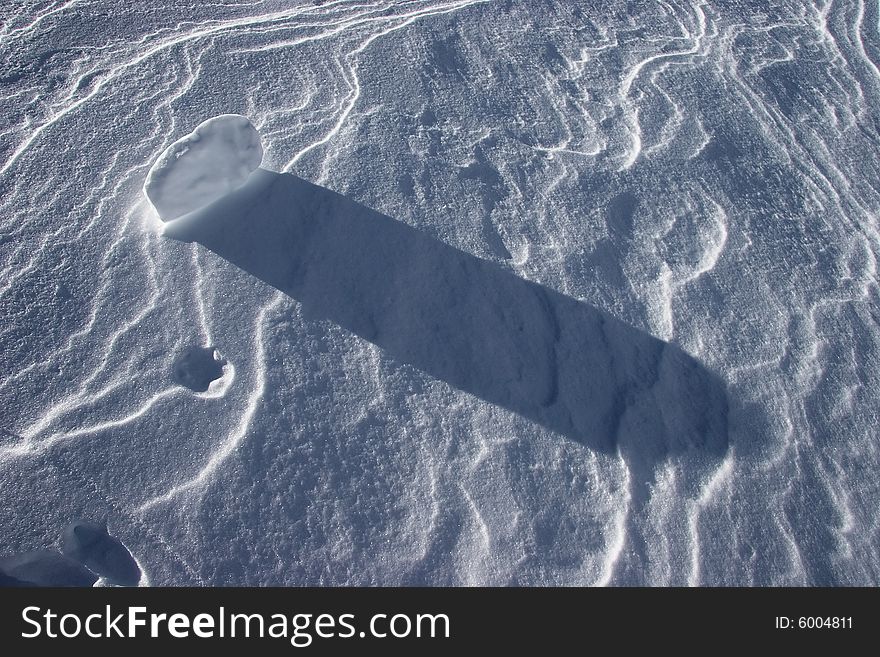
[39,441,207,586]
[0,198,154,395]
[188,245,237,401]
[0,45,216,453]
[0,0,79,44]
[595,456,630,587]
[460,483,491,552]
[654,192,729,340]
[279,0,489,174]
[717,3,880,252]
[0,0,400,176]
[192,245,212,345]
[5,0,878,587]
[0,148,161,301]
[413,464,443,576]
[0,143,131,292]
[617,0,710,170]
[1,226,169,458]
[0,388,180,463]
[128,0,487,519]
[687,453,734,586]
[0,46,206,392]
[136,293,283,512]
[853,0,880,87]
[530,74,603,160]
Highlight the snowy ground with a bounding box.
[1,0,879,586]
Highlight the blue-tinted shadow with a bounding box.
[165,169,729,469]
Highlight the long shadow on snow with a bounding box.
[164,169,729,473]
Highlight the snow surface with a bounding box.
[61,520,141,586]
[0,550,98,587]
[144,114,263,222]
[2,0,880,586]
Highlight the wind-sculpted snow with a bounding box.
[61,520,141,586]
[2,1,880,586]
[164,167,729,470]
[145,114,263,222]
[0,519,143,586]
[0,550,99,588]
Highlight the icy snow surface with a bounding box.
[2,0,879,585]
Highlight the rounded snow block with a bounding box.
[144,114,263,222]
[61,521,141,587]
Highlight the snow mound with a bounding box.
[144,114,263,222]
[61,520,141,586]
[0,550,98,587]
